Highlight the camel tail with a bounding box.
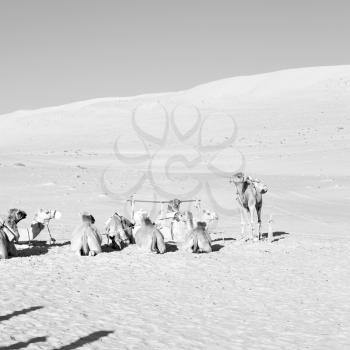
[81,229,89,255]
[192,231,199,253]
[150,230,157,253]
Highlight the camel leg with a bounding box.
[240,208,246,239]
[248,206,256,241]
[256,204,262,240]
[155,231,166,254]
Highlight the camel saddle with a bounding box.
[246,176,268,194]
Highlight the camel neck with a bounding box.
[6,216,18,229]
[186,215,194,231]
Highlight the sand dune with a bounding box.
[0,66,349,349]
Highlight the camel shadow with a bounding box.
[50,241,70,247]
[0,306,43,322]
[16,241,70,257]
[101,245,118,254]
[53,330,114,350]
[17,245,48,257]
[0,337,47,350]
[165,242,178,252]
[212,244,224,252]
[262,231,290,242]
[212,237,236,242]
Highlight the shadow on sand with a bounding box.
[212,237,236,243]
[15,241,70,257]
[261,231,290,242]
[0,337,47,350]
[0,306,43,322]
[53,331,114,350]
[0,307,46,350]
[165,242,179,252]
[0,331,113,350]
[0,306,113,350]
[212,244,224,252]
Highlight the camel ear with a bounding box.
[8,208,17,216]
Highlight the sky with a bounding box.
[0,0,350,114]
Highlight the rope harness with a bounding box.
[0,221,18,242]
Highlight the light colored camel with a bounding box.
[134,213,166,254]
[71,213,102,256]
[155,211,188,242]
[178,211,212,253]
[18,209,62,244]
[0,209,27,259]
[194,209,219,234]
[133,209,148,237]
[104,212,134,249]
[231,172,266,241]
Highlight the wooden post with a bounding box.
[195,199,201,221]
[130,194,136,223]
[170,221,174,241]
[268,214,273,242]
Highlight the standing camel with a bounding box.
[231,172,266,241]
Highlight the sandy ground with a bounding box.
[0,66,350,349]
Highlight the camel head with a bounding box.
[196,221,207,230]
[8,208,27,223]
[175,211,193,223]
[201,209,218,221]
[35,209,62,224]
[230,172,246,184]
[167,199,181,212]
[80,212,95,224]
[134,209,149,226]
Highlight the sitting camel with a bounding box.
[104,212,134,249]
[231,172,267,241]
[178,211,212,253]
[71,212,102,256]
[134,211,166,254]
[0,209,27,259]
[195,209,219,234]
[18,209,62,244]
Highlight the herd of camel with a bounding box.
[0,172,268,259]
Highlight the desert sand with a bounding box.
[0,66,349,349]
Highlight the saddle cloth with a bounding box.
[246,176,268,194]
